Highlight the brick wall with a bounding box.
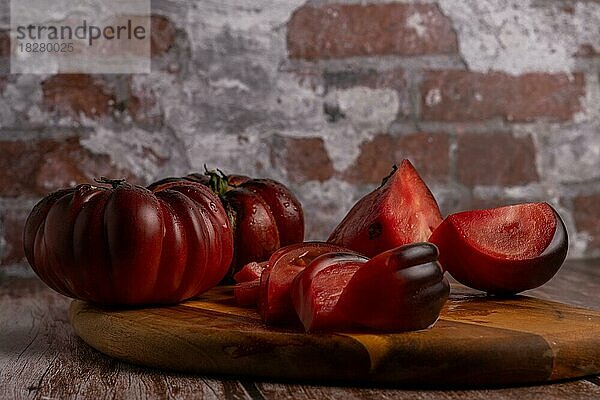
[1,0,599,267]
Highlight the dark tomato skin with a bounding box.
[335,242,449,332]
[148,175,208,190]
[150,172,305,277]
[223,174,251,186]
[429,204,568,295]
[217,177,304,274]
[23,181,234,306]
[223,188,280,270]
[289,243,448,332]
[240,179,304,247]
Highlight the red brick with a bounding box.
[273,137,334,182]
[560,5,575,14]
[575,44,600,58]
[42,74,115,118]
[151,15,176,57]
[287,3,457,60]
[343,133,449,184]
[573,194,600,248]
[456,133,539,187]
[0,30,9,58]
[0,137,136,197]
[421,71,585,122]
[127,84,162,125]
[0,208,28,266]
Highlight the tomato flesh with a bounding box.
[429,202,568,294]
[454,203,556,260]
[258,242,350,325]
[328,160,442,257]
[291,252,368,331]
[292,243,449,332]
[234,280,260,306]
[336,243,449,332]
[234,261,269,283]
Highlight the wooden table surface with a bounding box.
[1,260,599,400]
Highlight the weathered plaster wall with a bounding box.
[0,0,599,267]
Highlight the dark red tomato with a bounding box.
[328,160,443,257]
[234,279,261,307]
[291,252,368,332]
[258,242,351,325]
[429,203,568,294]
[150,169,304,277]
[233,261,268,283]
[221,187,280,272]
[23,178,234,305]
[334,243,449,332]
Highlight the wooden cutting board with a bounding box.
[69,285,600,387]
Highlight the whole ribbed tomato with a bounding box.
[149,169,304,277]
[23,178,234,305]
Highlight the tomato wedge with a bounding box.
[328,160,442,257]
[234,280,261,307]
[335,243,449,332]
[233,261,269,283]
[258,242,351,325]
[429,203,568,294]
[291,252,368,331]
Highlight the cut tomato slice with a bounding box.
[234,261,269,283]
[328,160,442,257]
[336,242,449,332]
[234,280,260,307]
[429,202,568,294]
[291,252,368,332]
[258,242,351,325]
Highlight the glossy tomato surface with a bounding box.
[258,242,351,325]
[23,179,234,305]
[233,261,268,283]
[335,243,449,332]
[429,202,568,294]
[328,160,442,257]
[290,243,448,332]
[150,171,304,277]
[222,187,280,270]
[234,279,261,307]
[291,252,368,332]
